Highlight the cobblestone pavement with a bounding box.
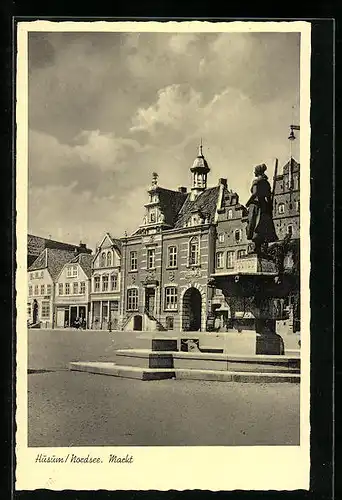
[27,329,300,447]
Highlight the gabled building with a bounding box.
[120,145,234,332]
[89,233,122,330]
[28,248,81,327]
[273,157,300,240]
[54,253,93,328]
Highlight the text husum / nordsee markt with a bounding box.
[35,453,134,464]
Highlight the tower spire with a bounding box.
[190,141,210,200]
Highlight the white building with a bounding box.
[89,233,122,330]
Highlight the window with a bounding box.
[287,225,293,237]
[41,301,50,318]
[40,284,45,295]
[165,287,178,310]
[102,275,109,292]
[127,288,138,311]
[237,249,247,259]
[40,271,44,278]
[147,248,156,269]
[35,272,39,278]
[189,237,199,266]
[130,251,137,271]
[295,200,300,212]
[94,276,100,292]
[66,265,78,278]
[46,284,52,296]
[278,203,285,214]
[80,281,86,294]
[227,251,235,269]
[58,283,63,295]
[107,251,112,267]
[150,211,156,223]
[110,274,118,291]
[228,209,233,220]
[34,285,39,295]
[28,285,32,296]
[73,282,78,295]
[65,283,70,295]
[110,300,119,311]
[27,304,31,316]
[100,252,106,267]
[235,229,242,243]
[30,273,33,280]
[218,233,225,243]
[168,246,177,268]
[216,252,224,269]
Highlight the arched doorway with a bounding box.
[182,287,202,331]
[133,315,142,331]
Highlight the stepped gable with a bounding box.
[276,157,300,179]
[173,186,221,229]
[68,252,94,278]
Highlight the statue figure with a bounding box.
[245,164,278,255]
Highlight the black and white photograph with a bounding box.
[16,20,311,491]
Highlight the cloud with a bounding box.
[27,30,300,245]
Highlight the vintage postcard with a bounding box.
[16,20,311,491]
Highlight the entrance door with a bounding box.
[133,315,143,331]
[182,287,202,331]
[145,288,155,316]
[64,309,70,327]
[56,309,65,328]
[70,306,78,327]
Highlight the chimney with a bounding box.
[218,178,227,186]
[178,186,187,193]
[79,242,87,251]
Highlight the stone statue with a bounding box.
[245,164,278,255]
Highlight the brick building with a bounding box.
[120,148,300,333]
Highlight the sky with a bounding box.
[28,29,300,251]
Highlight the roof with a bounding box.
[29,248,79,280]
[28,234,92,258]
[68,253,93,278]
[157,188,188,227]
[276,157,300,178]
[173,186,221,229]
[107,234,122,253]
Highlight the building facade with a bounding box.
[89,233,122,330]
[54,253,93,328]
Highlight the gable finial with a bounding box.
[199,137,203,157]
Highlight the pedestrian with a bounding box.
[108,319,112,333]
